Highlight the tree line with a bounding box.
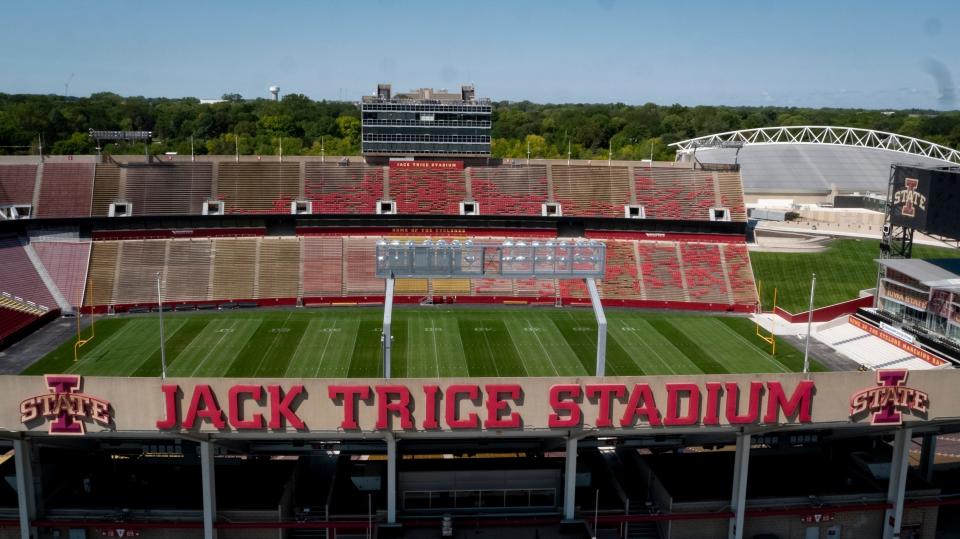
[1,92,958,160]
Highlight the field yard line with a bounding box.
[431,315,440,378]
[614,320,678,375]
[189,320,240,376]
[444,314,469,377]
[251,311,294,375]
[524,317,558,376]
[476,323,501,377]
[123,319,190,376]
[67,320,144,373]
[311,319,338,377]
[715,321,790,373]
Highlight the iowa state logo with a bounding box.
[849,370,928,425]
[893,177,926,218]
[20,375,112,435]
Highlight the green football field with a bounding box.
[22,307,822,378]
[751,238,960,313]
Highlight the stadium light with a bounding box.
[156,272,168,380]
[88,129,153,161]
[803,273,816,376]
[375,238,608,378]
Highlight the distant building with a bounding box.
[361,84,491,158]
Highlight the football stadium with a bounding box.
[1,83,960,539]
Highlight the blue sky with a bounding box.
[1,0,958,109]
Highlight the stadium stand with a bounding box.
[0,159,750,221]
[468,165,548,216]
[344,237,385,295]
[0,236,56,310]
[0,164,37,206]
[211,237,258,300]
[722,243,759,305]
[388,167,466,215]
[679,243,729,303]
[114,240,166,305]
[217,163,300,214]
[90,163,121,217]
[258,237,300,299]
[0,305,41,349]
[126,163,213,216]
[552,165,631,217]
[71,233,756,312]
[305,162,384,214]
[634,167,718,221]
[816,322,935,370]
[636,242,688,303]
[717,171,747,221]
[35,162,95,218]
[82,242,119,308]
[302,236,344,296]
[164,239,213,303]
[31,241,91,308]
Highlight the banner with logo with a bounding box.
[890,166,931,229]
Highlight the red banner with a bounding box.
[847,316,948,367]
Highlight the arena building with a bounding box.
[672,126,960,203]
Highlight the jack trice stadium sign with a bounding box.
[3,370,955,437]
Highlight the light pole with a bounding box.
[156,272,168,380]
[802,273,816,376]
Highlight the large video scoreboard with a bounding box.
[890,165,960,240]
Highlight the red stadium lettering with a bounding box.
[664,383,701,426]
[156,384,180,429]
[548,384,582,428]
[183,385,226,430]
[375,386,414,430]
[585,384,626,428]
[725,382,763,424]
[764,380,814,423]
[484,384,522,429]
[328,385,371,430]
[228,385,265,429]
[445,384,480,429]
[702,382,723,426]
[268,385,305,430]
[421,385,441,429]
[620,384,662,427]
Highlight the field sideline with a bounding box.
[23,307,822,378]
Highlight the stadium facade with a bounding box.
[1,370,957,539]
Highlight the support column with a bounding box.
[728,432,751,539]
[883,427,913,539]
[200,440,218,539]
[563,437,578,521]
[385,433,397,524]
[382,276,395,379]
[14,438,36,539]
[919,433,936,484]
[584,278,607,377]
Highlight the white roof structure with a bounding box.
[672,126,960,195]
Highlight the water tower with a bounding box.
[269,86,280,101]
